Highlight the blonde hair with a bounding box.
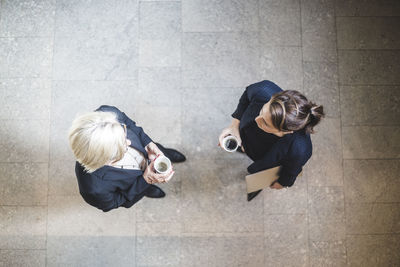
[68,111,126,173]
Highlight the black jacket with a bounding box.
[232,80,312,187]
[75,105,152,212]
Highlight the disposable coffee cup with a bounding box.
[222,135,239,152]
[154,156,172,174]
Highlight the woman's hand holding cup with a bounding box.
[218,120,242,149]
[145,142,164,161]
[143,159,174,184]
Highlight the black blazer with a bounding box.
[75,105,152,212]
[232,80,312,187]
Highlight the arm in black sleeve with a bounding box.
[277,137,312,187]
[247,142,283,174]
[231,81,265,120]
[231,88,250,120]
[276,158,304,187]
[96,105,153,146]
[247,135,311,187]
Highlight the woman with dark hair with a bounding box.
[218,80,324,201]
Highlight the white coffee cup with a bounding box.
[154,155,172,174]
[222,135,239,152]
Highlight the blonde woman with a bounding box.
[69,105,186,212]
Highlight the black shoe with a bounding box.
[247,189,262,201]
[145,185,166,198]
[156,143,186,163]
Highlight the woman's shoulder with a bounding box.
[247,80,283,101]
[288,131,312,159]
[95,105,121,114]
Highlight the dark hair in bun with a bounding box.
[269,90,325,134]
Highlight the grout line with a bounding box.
[334,2,349,265]
[337,48,400,51]
[298,1,311,265]
[178,1,183,264]
[341,124,400,127]
[135,1,140,266]
[0,36,54,38]
[255,0,267,265]
[0,249,47,251]
[342,158,400,161]
[338,83,400,86]
[342,158,400,160]
[335,15,400,18]
[345,201,400,204]
[346,233,400,236]
[0,204,48,207]
[45,1,58,266]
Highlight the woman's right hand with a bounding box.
[143,160,174,184]
[218,122,242,148]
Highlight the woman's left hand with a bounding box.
[145,142,164,161]
[270,182,284,190]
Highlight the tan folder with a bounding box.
[245,166,281,193]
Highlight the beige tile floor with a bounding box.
[0,0,399,266]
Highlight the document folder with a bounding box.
[245,166,281,193]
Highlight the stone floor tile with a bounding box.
[259,0,301,46]
[0,0,55,37]
[264,214,308,267]
[342,126,400,159]
[47,236,135,267]
[0,78,51,120]
[303,62,340,118]
[0,37,52,78]
[138,67,181,107]
[53,35,137,80]
[48,160,79,196]
[301,0,337,62]
[139,39,181,67]
[306,119,343,186]
[47,195,135,236]
[0,119,49,162]
[0,206,46,249]
[263,174,308,214]
[335,0,400,16]
[347,235,400,267]
[308,186,345,241]
[0,250,46,267]
[346,203,400,234]
[340,86,400,126]
[136,222,182,266]
[344,159,400,203]
[181,87,244,159]
[260,46,303,91]
[182,32,260,88]
[135,163,183,223]
[309,240,346,267]
[0,163,47,205]
[337,17,400,50]
[338,50,400,85]
[180,233,264,267]
[182,0,258,32]
[55,0,138,38]
[134,105,182,146]
[181,159,263,233]
[140,1,181,40]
